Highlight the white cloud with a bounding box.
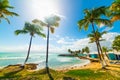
[67,32,120,53]
[57,38,74,45]
[1,32,120,53]
[102,27,113,32]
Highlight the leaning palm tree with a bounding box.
[32,14,60,80]
[0,0,18,24]
[15,22,46,67]
[88,30,108,66]
[78,6,112,68]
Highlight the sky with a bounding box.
[0,0,120,53]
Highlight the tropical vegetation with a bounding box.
[110,0,120,22]
[112,35,120,52]
[15,22,46,67]
[1,0,120,80]
[32,14,61,80]
[78,6,112,68]
[0,0,18,24]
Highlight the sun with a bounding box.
[25,0,60,20]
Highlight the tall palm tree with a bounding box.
[88,30,108,66]
[32,14,60,79]
[78,6,112,68]
[15,22,46,67]
[0,0,18,24]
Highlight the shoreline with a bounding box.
[55,60,90,71]
[0,60,91,71]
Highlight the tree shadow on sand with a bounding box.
[63,76,76,80]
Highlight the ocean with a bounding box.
[0,52,90,69]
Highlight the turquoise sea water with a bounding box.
[0,52,90,69]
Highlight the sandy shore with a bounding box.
[57,61,120,72]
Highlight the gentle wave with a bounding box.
[57,57,72,62]
[0,57,26,60]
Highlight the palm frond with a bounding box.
[44,14,61,27]
[93,6,106,16]
[78,19,88,30]
[32,19,46,26]
[15,30,28,35]
[36,31,46,38]
[111,14,120,22]
[50,27,55,33]
[0,14,10,24]
[94,19,112,27]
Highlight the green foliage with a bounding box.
[15,22,46,37]
[84,46,90,54]
[112,35,120,51]
[102,46,109,53]
[32,14,61,33]
[78,6,112,31]
[109,0,120,22]
[0,0,19,24]
[0,66,120,80]
[88,30,107,43]
[66,69,103,78]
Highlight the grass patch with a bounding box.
[66,69,103,77]
[0,66,120,80]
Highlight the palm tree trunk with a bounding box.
[96,41,105,68]
[98,42,108,66]
[46,25,54,80]
[24,36,33,65]
[46,25,49,69]
[91,22,105,68]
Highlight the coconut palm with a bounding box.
[112,35,120,61]
[112,35,120,51]
[84,46,90,57]
[88,30,108,66]
[0,0,18,24]
[102,46,109,60]
[15,22,46,67]
[32,14,60,80]
[81,48,85,54]
[78,6,112,68]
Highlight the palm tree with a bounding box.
[68,49,72,53]
[15,22,46,67]
[112,35,120,61]
[102,46,109,60]
[88,30,108,66]
[109,0,120,22]
[84,46,90,57]
[0,0,18,24]
[32,14,60,80]
[81,48,85,54]
[78,6,112,68]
